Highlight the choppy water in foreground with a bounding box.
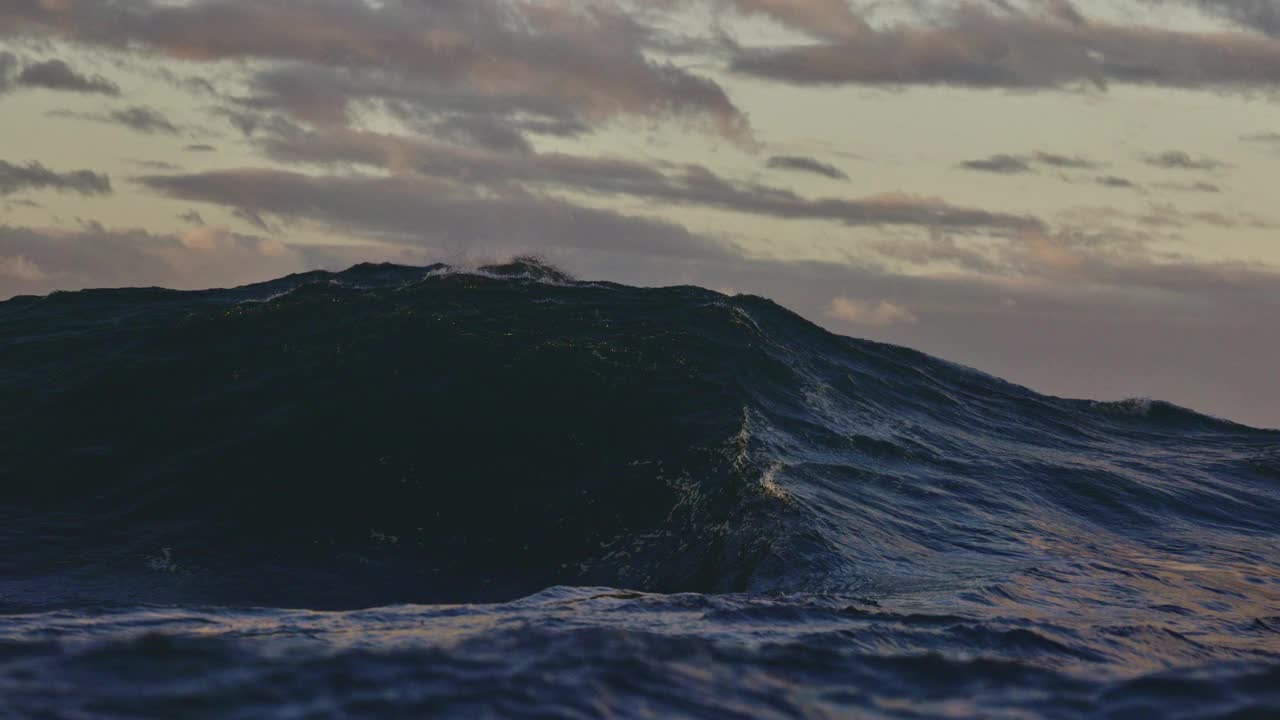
[1,260,1277,718]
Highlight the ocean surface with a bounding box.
[1,259,1277,718]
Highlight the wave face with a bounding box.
[2,259,1278,717]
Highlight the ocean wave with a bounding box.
[3,260,1279,716]
[2,260,1277,613]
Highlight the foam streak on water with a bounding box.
[1,259,1277,718]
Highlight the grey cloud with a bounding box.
[133,160,182,171]
[1032,152,1101,169]
[730,2,1280,91]
[1148,0,1280,37]
[184,144,217,152]
[766,155,849,180]
[48,105,180,135]
[1242,131,1280,142]
[867,222,1279,298]
[0,0,750,140]
[1141,150,1227,170]
[0,53,119,95]
[516,116,593,138]
[0,52,16,92]
[433,115,533,154]
[236,63,598,145]
[153,68,220,97]
[870,232,1002,274]
[1139,203,1276,230]
[662,176,1036,230]
[110,106,179,134]
[178,209,205,225]
[210,106,295,138]
[213,107,261,137]
[720,0,870,41]
[256,129,1037,231]
[137,168,736,262]
[377,91,591,138]
[0,159,111,196]
[1157,180,1222,192]
[1207,0,1280,36]
[1096,175,1138,188]
[17,58,119,95]
[960,154,1035,174]
[958,151,1100,174]
[232,207,273,233]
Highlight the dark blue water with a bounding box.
[1,259,1277,718]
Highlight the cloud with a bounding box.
[109,106,179,134]
[48,105,180,135]
[184,144,217,152]
[720,0,870,41]
[254,128,1038,231]
[0,159,111,196]
[1096,175,1138,188]
[137,168,735,261]
[1156,180,1221,193]
[960,154,1035,174]
[0,223,312,299]
[178,209,205,225]
[232,207,273,233]
[1138,203,1276,230]
[0,0,750,141]
[209,104,304,138]
[1150,0,1280,37]
[0,52,118,95]
[1141,150,1227,170]
[432,115,534,154]
[0,52,16,92]
[960,151,1102,174]
[132,160,182,171]
[870,231,1002,274]
[766,155,848,180]
[826,297,919,326]
[1208,0,1280,36]
[16,58,119,94]
[729,2,1280,92]
[226,62,611,149]
[1031,152,1100,170]
[868,221,1280,300]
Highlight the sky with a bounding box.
[1,0,1279,428]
